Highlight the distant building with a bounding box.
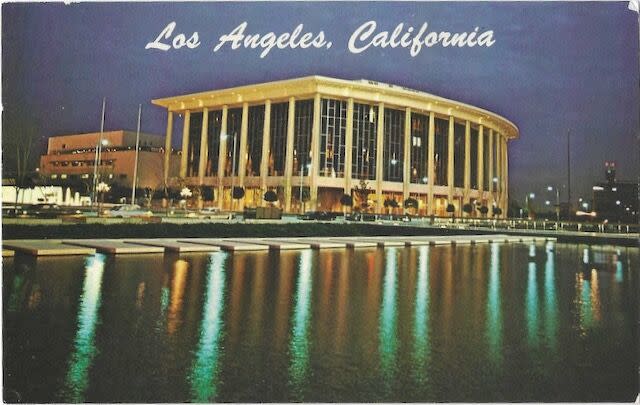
[591,162,637,222]
[39,130,180,192]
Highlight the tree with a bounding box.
[479,206,489,218]
[232,186,245,200]
[353,179,373,212]
[339,194,353,216]
[201,186,215,202]
[462,203,474,222]
[264,190,278,205]
[493,207,503,217]
[384,198,399,214]
[404,197,419,214]
[96,182,111,216]
[446,203,456,221]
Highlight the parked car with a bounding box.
[345,213,377,222]
[22,204,82,218]
[199,206,221,218]
[107,204,153,218]
[298,211,338,221]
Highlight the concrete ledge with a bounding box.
[62,239,164,254]
[179,238,270,251]
[123,239,221,253]
[3,240,96,256]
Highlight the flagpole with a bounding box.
[131,104,142,205]
[93,97,106,211]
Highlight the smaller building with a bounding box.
[40,130,180,193]
[591,162,637,223]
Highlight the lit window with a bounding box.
[51,174,58,179]
[60,174,67,179]
[81,174,89,179]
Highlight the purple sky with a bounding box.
[3,1,638,204]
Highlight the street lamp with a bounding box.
[525,192,535,219]
[547,185,560,223]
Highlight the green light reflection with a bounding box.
[7,273,25,313]
[289,249,314,398]
[413,246,430,384]
[189,252,227,402]
[486,243,502,364]
[543,242,558,350]
[379,248,398,390]
[61,254,106,402]
[526,260,539,346]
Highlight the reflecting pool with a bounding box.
[3,242,638,402]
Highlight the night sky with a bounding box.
[3,1,638,204]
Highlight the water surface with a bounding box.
[3,242,638,402]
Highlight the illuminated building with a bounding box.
[152,76,518,216]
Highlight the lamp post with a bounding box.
[547,185,560,224]
[525,192,535,218]
[92,98,106,212]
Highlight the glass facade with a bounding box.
[433,117,448,186]
[410,113,429,184]
[224,108,242,177]
[187,112,203,177]
[483,131,491,191]
[245,105,265,177]
[268,102,288,176]
[294,100,314,176]
[453,122,465,188]
[205,110,222,177]
[470,125,479,189]
[352,103,377,180]
[319,98,347,178]
[383,108,404,182]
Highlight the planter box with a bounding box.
[256,206,282,219]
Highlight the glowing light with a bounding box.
[379,247,399,392]
[543,242,558,351]
[526,261,539,346]
[289,249,314,398]
[413,246,431,383]
[190,252,228,402]
[61,254,106,402]
[486,243,502,365]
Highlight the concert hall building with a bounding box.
[152,76,518,217]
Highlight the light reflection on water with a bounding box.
[60,254,106,402]
[486,243,503,365]
[189,252,228,402]
[2,243,638,402]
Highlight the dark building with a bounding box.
[591,162,637,223]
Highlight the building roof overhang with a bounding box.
[152,75,519,139]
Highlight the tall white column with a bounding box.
[163,111,173,186]
[403,107,411,205]
[375,103,385,213]
[463,120,471,208]
[344,98,354,194]
[237,103,249,210]
[488,128,495,210]
[179,111,191,178]
[217,106,228,210]
[260,100,271,206]
[447,116,454,204]
[427,112,435,216]
[309,94,321,210]
[477,125,484,196]
[284,97,296,212]
[198,108,209,185]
